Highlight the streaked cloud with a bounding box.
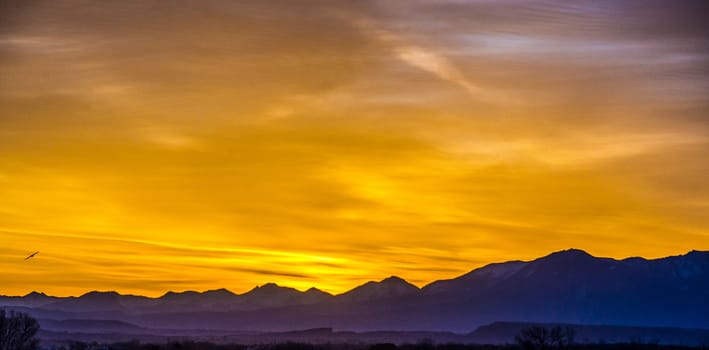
[351,17,507,104]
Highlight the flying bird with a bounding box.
[24,251,39,260]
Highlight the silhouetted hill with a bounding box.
[416,249,708,331]
[44,291,125,313]
[42,291,155,314]
[0,291,57,307]
[340,276,419,302]
[237,283,332,309]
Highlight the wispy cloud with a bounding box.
[350,17,510,104]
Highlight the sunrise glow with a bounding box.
[1,1,708,297]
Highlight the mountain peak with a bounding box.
[80,290,120,298]
[160,290,200,299]
[23,291,48,298]
[380,275,409,284]
[305,287,331,296]
[253,282,284,291]
[203,288,236,296]
[237,282,326,309]
[340,276,419,302]
[245,283,299,296]
[556,248,592,256]
[543,248,594,260]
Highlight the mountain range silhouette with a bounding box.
[1,248,707,332]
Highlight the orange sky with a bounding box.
[1,1,708,297]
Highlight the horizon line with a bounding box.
[6,247,705,298]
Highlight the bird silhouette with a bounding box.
[24,251,39,260]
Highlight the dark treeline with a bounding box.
[0,309,40,350]
[0,312,702,350]
[43,341,707,350]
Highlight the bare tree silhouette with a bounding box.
[516,325,575,350]
[0,309,40,350]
